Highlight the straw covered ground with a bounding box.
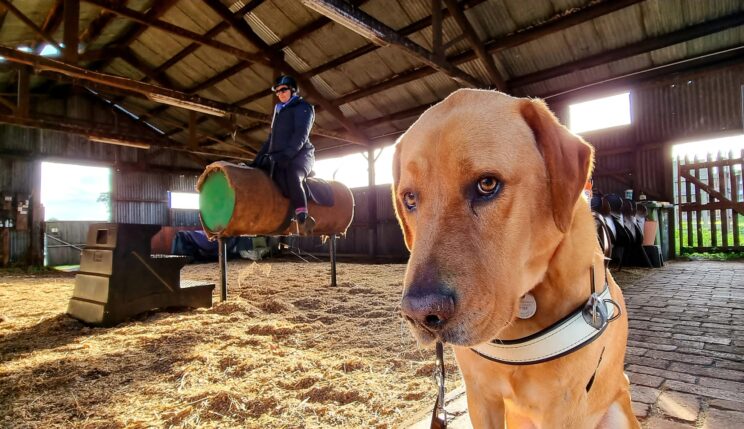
[0,260,461,429]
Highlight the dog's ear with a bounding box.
[520,98,594,233]
[392,143,414,250]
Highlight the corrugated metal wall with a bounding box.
[44,221,95,266]
[0,93,205,265]
[112,171,201,226]
[552,64,744,200]
[295,184,408,259]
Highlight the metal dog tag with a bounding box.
[582,293,608,330]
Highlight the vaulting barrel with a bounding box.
[197,161,354,237]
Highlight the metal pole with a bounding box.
[330,234,337,287]
[218,236,227,301]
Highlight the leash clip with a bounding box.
[430,341,447,429]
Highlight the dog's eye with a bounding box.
[476,177,500,197]
[403,192,417,211]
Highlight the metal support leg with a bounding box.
[218,237,227,301]
[330,234,337,287]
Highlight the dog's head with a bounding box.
[393,89,593,346]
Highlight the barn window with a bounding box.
[314,144,395,188]
[169,192,199,210]
[569,92,631,133]
[41,161,111,221]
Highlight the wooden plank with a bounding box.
[680,170,744,216]
[732,150,740,248]
[707,153,717,247]
[718,152,729,249]
[63,0,79,63]
[680,201,744,212]
[431,0,443,60]
[17,67,30,117]
[681,246,744,253]
[694,160,703,248]
[677,155,685,253]
[82,0,270,65]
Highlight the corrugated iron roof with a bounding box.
[0,0,741,160]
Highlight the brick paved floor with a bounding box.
[623,260,744,428]
[410,260,744,428]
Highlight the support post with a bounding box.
[431,0,443,60]
[367,148,377,258]
[218,236,227,301]
[63,0,80,64]
[330,234,337,287]
[17,66,30,117]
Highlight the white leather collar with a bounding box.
[471,285,617,365]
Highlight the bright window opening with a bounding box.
[40,44,61,57]
[672,134,744,159]
[170,192,199,209]
[41,162,111,221]
[569,92,631,133]
[314,144,395,188]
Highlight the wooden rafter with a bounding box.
[443,0,505,89]
[63,0,80,63]
[354,45,744,141]
[304,0,486,78]
[33,0,64,53]
[20,48,356,143]
[79,0,127,50]
[431,0,443,59]
[203,0,371,145]
[0,112,244,159]
[0,0,62,50]
[82,0,270,65]
[509,11,744,88]
[302,0,484,88]
[273,0,369,50]
[327,0,645,107]
[145,1,264,84]
[0,4,8,33]
[149,0,484,125]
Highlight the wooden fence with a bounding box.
[676,150,743,253]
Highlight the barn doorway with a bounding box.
[40,161,112,266]
[672,135,744,256]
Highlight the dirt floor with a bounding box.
[1,259,465,429]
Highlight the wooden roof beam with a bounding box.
[33,0,64,53]
[509,11,744,88]
[79,0,127,50]
[356,44,744,136]
[0,112,245,159]
[228,0,485,109]
[443,0,506,89]
[203,0,371,145]
[304,0,486,78]
[332,0,645,106]
[302,0,483,88]
[82,0,270,65]
[0,0,62,50]
[63,0,80,63]
[273,0,370,50]
[147,1,264,83]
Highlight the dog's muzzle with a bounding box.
[400,289,455,332]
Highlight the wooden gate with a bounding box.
[45,221,96,266]
[676,150,743,253]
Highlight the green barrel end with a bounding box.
[199,170,235,232]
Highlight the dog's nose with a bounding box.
[401,290,455,330]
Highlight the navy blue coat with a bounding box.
[254,96,315,174]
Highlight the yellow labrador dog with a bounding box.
[393,89,639,428]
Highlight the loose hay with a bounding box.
[0,261,459,428]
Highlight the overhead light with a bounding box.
[301,0,389,47]
[147,93,228,117]
[89,136,151,150]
